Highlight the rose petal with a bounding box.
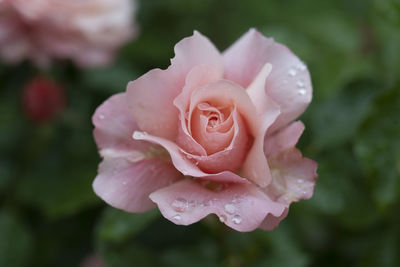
[149,179,286,232]
[133,131,249,184]
[171,31,223,78]
[127,31,223,140]
[259,207,289,231]
[187,109,249,173]
[188,80,274,186]
[174,64,223,155]
[191,109,234,154]
[93,93,153,160]
[223,28,312,133]
[93,158,182,213]
[264,121,305,157]
[266,148,318,204]
[242,62,281,188]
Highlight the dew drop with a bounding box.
[232,214,242,224]
[172,197,188,212]
[288,69,297,76]
[297,63,307,71]
[133,131,148,139]
[298,89,306,96]
[99,114,105,119]
[224,203,236,215]
[173,214,181,221]
[219,214,227,223]
[296,81,305,88]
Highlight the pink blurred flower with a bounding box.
[81,254,106,267]
[92,29,318,232]
[22,76,66,123]
[0,0,136,68]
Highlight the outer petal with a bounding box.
[223,28,312,133]
[126,31,223,140]
[264,121,305,157]
[93,158,182,213]
[171,31,223,79]
[92,93,154,160]
[133,131,249,184]
[259,207,289,231]
[149,179,286,232]
[266,148,318,204]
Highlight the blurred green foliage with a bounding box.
[1,0,400,266]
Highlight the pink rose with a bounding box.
[0,0,136,67]
[92,29,317,232]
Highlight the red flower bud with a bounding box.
[22,77,66,123]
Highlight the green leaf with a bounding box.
[253,223,310,267]
[354,86,400,207]
[0,210,34,267]
[309,79,380,151]
[97,208,159,243]
[81,63,138,94]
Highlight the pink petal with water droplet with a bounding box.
[265,148,318,205]
[149,179,286,232]
[223,28,312,133]
[93,158,182,213]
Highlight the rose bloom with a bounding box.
[92,29,317,232]
[0,0,136,67]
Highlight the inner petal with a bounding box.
[191,103,235,155]
[187,108,250,173]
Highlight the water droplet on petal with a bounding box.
[219,214,227,223]
[288,68,297,76]
[133,131,148,139]
[296,81,305,88]
[224,203,236,215]
[172,197,188,212]
[99,114,105,119]
[298,89,306,95]
[173,214,181,221]
[297,63,307,71]
[232,214,242,224]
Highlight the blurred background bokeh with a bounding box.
[1,0,400,266]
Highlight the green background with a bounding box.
[1,0,400,266]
